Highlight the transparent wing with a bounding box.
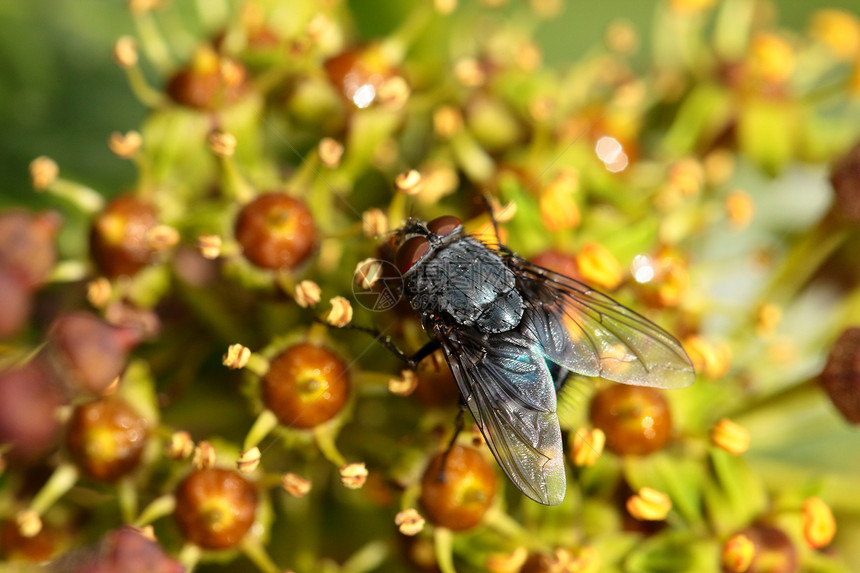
[510,255,695,389]
[435,326,566,506]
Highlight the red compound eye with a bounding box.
[427,215,461,236]
[395,236,430,274]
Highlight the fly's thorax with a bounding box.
[403,236,524,333]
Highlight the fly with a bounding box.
[372,214,695,506]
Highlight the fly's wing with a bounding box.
[434,325,566,506]
[509,255,695,389]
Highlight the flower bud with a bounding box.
[626,487,671,521]
[711,418,751,455]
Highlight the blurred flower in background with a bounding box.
[1,0,860,572]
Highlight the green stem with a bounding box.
[30,464,78,515]
[178,543,201,573]
[117,477,138,524]
[244,409,280,451]
[44,179,104,214]
[760,215,850,306]
[314,424,346,467]
[240,538,281,573]
[433,527,458,573]
[134,494,176,528]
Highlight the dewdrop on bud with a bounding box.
[192,440,215,470]
[395,508,425,536]
[340,462,368,489]
[29,156,59,190]
[208,131,237,158]
[109,131,142,159]
[318,137,344,168]
[293,280,321,308]
[282,473,312,498]
[362,208,388,238]
[197,234,222,260]
[389,370,418,396]
[237,447,261,473]
[223,344,251,370]
[395,169,423,195]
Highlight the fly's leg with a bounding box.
[347,322,440,367]
[480,192,503,246]
[437,407,466,483]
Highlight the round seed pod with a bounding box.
[262,343,349,429]
[89,195,159,279]
[819,327,860,424]
[234,193,316,270]
[174,468,257,550]
[48,526,183,573]
[419,445,497,531]
[0,359,64,464]
[0,210,60,289]
[46,311,140,397]
[589,385,672,456]
[66,397,148,482]
[0,267,32,339]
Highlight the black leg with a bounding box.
[347,322,441,368]
[437,407,466,483]
[480,192,503,246]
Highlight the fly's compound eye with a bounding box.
[427,215,461,237]
[395,236,431,274]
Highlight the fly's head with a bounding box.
[392,215,463,277]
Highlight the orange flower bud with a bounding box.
[576,243,622,290]
[570,427,606,467]
[722,534,755,572]
[803,497,836,549]
[710,418,751,455]
[626,487,671,521]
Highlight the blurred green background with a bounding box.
[2,0,858,207]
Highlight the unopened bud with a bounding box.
[722,534,755,572]
[196,234,222,260]
[223,344,251,370]
[192,440,216,470]
[362,208,389,238]
[16,510,42,538]
[166,431,194,460]
[86,277,113,308]
[571,427,606,466]
[317,137,344,168]
[282,472,312,497]
[237,447,261,473]
[30,156,59,190]
[340,462,368,489]
[294,280,322,308]
[109,130,143,159]
[486,546,528,573]
[803,497,837,549]
[113,36,139,68]
[626,487,672,521]
[325,296,353,328]
[710,418,751,455]
[147,225,180,251]
[395,169,423,195]
[395,508,425,536]
[355,258,383,289]
[208,131,237,158]
[388,370,418,396]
